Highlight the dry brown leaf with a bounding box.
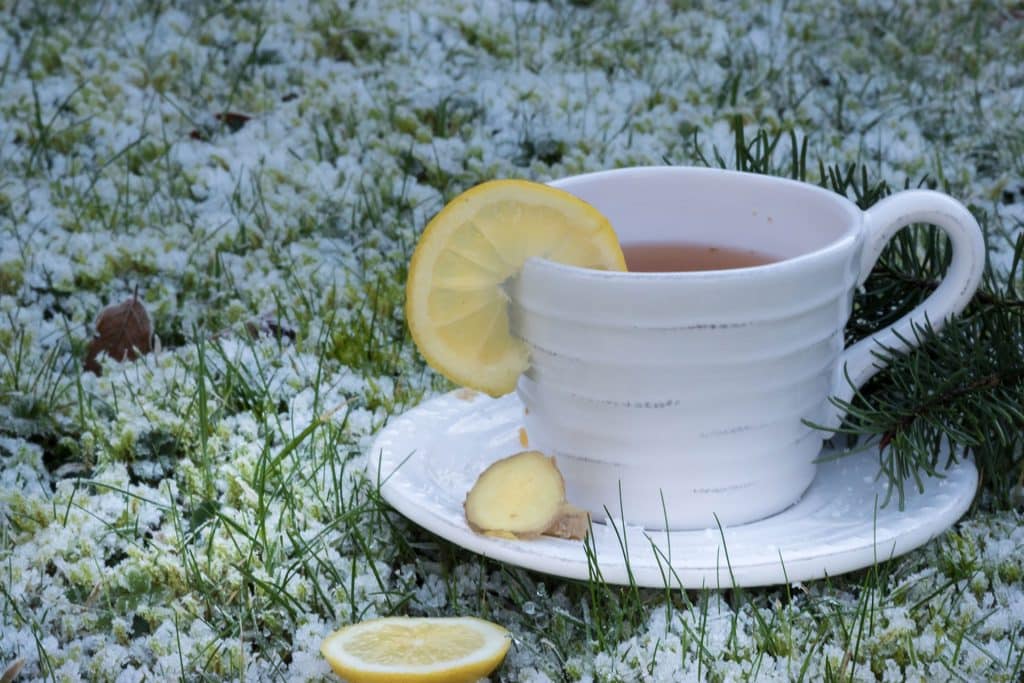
[244,312,296,341]
[1,658,25,683]
[214,111,252,132]
[84,293,153,375]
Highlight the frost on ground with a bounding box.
[1,1,1023,681]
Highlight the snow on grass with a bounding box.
[2,0,1023,680]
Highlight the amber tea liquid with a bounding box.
[621,242,781,272]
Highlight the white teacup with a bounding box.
[508,166,986,530]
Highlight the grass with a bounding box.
[2,0,1023,680]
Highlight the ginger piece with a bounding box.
[543,503,590,540]
[465,451,564,538]
[464,451,590,541]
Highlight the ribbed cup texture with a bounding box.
[509,167,865,529]
[512,258,860,529]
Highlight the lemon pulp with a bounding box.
[320,616,511,683]
[405,179,625,396]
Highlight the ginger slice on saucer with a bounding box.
[543,503,590,540]
[464,450,589,540]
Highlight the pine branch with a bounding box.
[696,121,1024,508]
[833,233,1024,508]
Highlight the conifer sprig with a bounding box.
[700,121,1024,507]
[834,232,1024,508]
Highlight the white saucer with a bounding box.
[367,390,977,588]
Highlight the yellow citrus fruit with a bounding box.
[406,179,625,396]
[320,616,511,683]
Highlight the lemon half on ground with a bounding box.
[320,616,511,683]
[405,179,626,397]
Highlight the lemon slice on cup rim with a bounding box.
[405,179,626,397]
[320,616,512,683]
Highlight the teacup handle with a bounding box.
[828,190,986,429]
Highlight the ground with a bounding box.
[1,1,1023,681]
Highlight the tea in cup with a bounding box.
[509,166,986,530]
